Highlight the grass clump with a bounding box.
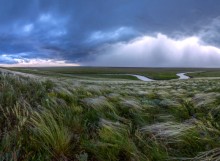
[84,121,148,161]
[29,110,73,160]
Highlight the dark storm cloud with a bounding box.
[1,0,220,66]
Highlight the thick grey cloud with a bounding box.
[0,0,220,66]
[83,34,220,67]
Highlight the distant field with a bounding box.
[187,70,220,78]
[7,66,220,80]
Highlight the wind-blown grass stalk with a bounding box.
[30,110,73,159]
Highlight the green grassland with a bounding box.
[188,70,220,78]
[1,68,220,160]
[8,67,220,80]
[5,67,205,80]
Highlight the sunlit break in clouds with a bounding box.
[1,0,220,67]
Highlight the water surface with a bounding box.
[176,73,190,79]
[129,74,154,81]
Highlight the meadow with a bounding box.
[1,67,220,160]
[8,67,220,80]
[6,67,207,80]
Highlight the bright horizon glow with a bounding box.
[0,58,79,67]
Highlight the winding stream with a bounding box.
[176,73,190,80]
[176,71,202,80]
[129,74,154,81]
[131,72,193,81]
[61,72,197,82]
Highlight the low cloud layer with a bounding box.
[84,34,220,67]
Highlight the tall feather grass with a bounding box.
[29,110,73,159]
[1,70,220,160]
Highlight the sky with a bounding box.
[1,0,220,67]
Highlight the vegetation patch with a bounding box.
[1,69,220,160]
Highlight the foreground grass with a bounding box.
[1,70,220,160]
